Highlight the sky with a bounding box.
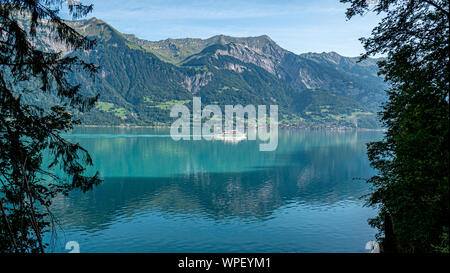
[67,0,383,57]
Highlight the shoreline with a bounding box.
[75,124,386,132]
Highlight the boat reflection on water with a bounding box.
[213,130,247,143]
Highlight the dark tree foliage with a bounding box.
[341,0,449,252]
[0,0,101,252]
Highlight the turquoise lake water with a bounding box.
[44,127,382,253]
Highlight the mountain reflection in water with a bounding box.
[46,128,382,253]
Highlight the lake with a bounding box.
[44,127,382,253]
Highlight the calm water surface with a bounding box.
[44,128,382,253]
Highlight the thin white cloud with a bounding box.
[90,0,347,21]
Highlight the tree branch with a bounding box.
[422,0,450,17]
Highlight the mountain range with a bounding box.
[24,17,388,128]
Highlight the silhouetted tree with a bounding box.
[341,0,449,252]
[0,0,101,252]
